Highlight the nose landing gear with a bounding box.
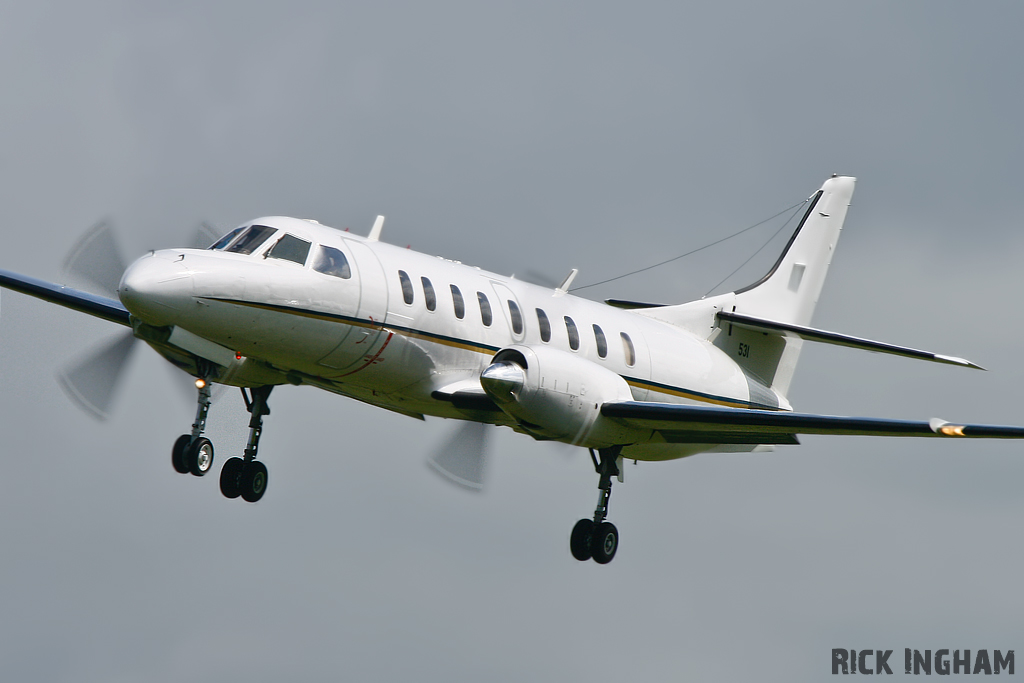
[171,380,215,477]
[570,447,622,564]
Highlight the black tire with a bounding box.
[590,521,618,564]
[570,518,594,561]
[186,437,215,477]
[220,457,244,499]
[240,461,268,503]
[172,435,191,474]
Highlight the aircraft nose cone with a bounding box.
[480,361,525,404]
[118,251,194,326]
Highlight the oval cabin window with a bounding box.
[451,285,465,319]
[478,292,492,327]
[536,309,551,342]
[593,324,607,358]
[564,316,580,351]
[421,277,436,311]
[398,270,414,305]
[621,332,636,366]
[508,300,523,335]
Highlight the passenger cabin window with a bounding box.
[225,225,276,255]
[398,270,414,305]
[593,324,608,358]
[478,292,492,326]
[564,316,580,351]
[421,277,436,311]
[450,285,465,319]
[210,227,245,250]
[508,300,523,335]
[312,245,351,279]
[621,332,636,367]
[267,234,311,265]
[536,309,551,342]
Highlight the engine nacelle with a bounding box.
[480,344,639,448]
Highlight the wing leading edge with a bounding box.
[717,311,983,370]
[601,401,1024,444]
[0,268,130,327]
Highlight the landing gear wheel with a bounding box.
[590,521,618,564]
[570,519,595,561]
[186,437,215,477]
[172,435,191,474]
[240,461,268,503]
[220,457,244,499]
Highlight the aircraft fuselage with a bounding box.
[118,216,778,460]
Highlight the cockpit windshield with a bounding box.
[224,225,277,255]
[209,227,245,250]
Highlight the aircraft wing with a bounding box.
[0,268,130,327]
[601,401,1024,444]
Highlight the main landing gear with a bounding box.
[220,386,273,503]
[170,382,273,503]
[570,446,622,565]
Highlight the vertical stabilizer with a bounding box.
[730,175,855,327]
[638,175,855,398]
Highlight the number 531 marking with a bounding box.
[737,343,750,358]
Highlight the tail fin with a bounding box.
[730,175,855,327]
[639,175,856,398]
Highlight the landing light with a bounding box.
[195,379,207,389]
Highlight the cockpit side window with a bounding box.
[210,227,246,250]
[266,234,312,265]
[312,245,352,279]
[225,225,277,255]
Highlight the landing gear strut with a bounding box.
[171,380,215,477]
[570,446,622,564]
[220,386,272,503]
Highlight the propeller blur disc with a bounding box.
[427,421,490,491]
[61,222,128,298]
[57,332,137,421]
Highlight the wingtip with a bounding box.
[935,354,986,371]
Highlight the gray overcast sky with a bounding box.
[2,2,1023,681]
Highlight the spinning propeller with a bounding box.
[58,221,221,420]
[427,421,492,491]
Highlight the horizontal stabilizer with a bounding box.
[601,401,1024,441]
[605,299,669,310]
[717,311,983,370]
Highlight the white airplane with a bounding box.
[2,174,1023,564]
